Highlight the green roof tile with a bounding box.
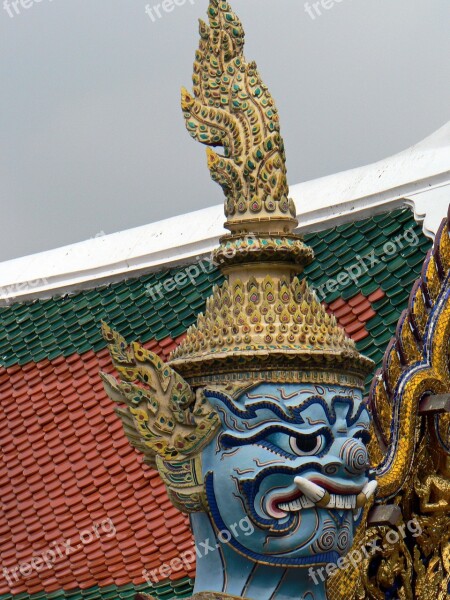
[341,285,359,301]
[360,280,380,297]
[0,579,194,600]
[0,209,432,377]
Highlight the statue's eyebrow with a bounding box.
[337,397,368,426]
[305,416,327,426]
[292,396,335,424]
[205,389,293,421]
[219,423,332,448]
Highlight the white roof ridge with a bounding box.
[1,121,449,304]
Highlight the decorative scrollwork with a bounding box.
[369,210,450,500]
[356,209,450,599]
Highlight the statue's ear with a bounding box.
[100,322,221,465]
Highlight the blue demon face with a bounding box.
[202,383,372,567]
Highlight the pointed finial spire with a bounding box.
[181,0,299,241]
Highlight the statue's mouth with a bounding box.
[278,492,358,512]
[264,476,377,519]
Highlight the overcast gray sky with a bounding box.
[0,0,449,261]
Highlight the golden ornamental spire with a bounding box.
[172,0,373,387]
[181,0,299,240]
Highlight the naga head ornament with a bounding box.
[101,322,221,512]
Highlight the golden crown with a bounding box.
[170,0,373,388]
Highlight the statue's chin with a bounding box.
[212,494,356,564]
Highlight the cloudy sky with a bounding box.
[0,0,449,261]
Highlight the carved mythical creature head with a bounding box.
[202,383,373,566]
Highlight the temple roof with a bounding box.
[0,122,449,305]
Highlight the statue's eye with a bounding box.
[289,433,326,456]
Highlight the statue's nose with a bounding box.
[338,438,369,475]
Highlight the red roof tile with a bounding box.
[0,342,194,597]
[358,308,377,323]
[345,321,366,335]
[339,313,357,327]
[326,289,384,346]
[327,298,347,311]
[352,300,371,317]
[333,305,353,319]
[368,288,386,303]
[347,293,367,308]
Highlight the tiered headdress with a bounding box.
[170,0,373,389]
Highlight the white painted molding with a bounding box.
[0,122,449,305]
[405,185,450,239]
